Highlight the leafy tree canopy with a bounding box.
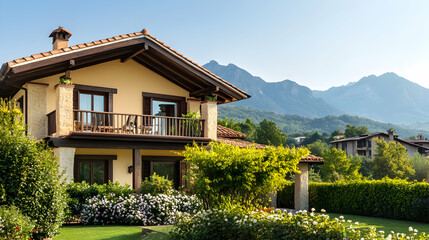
[344,124,369,138]
[307,140,330,157]
[320,148,362,182]
[372,139,415,179]
[255,119,287,147]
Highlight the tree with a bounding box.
[319,148,362,182]
[372,139,415,179]
[0,99,67,239]
[331,129,344,138]
[344,124,369,138]
[301,131,324,145]
[307,140,330,157]
[237,118,257,141]
[255,119,287,147]
[410,153,429,182]
[218,117,241,132]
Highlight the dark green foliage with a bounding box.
[277,179,429,222]
[301,131,324,145]
[218,117,241,132]
[344,124,369,138]
[358,156,374,179]
[0,99,67,239]
[65,181,133,220]
[0,205,35,240]
[255,119,287,146]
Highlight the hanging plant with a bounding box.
[59,75,72,85]
[205,95,217,101]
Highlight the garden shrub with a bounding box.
[80,193,202,225]
[277,179,429,222]
[0,205,35,240]
[141,173,176,195]
[0,99,67,239]
[181,142,309,209]
[170,208,428,240]
[66,181,133,221]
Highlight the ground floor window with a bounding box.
[74,155,116,185]
[142,156,184,188]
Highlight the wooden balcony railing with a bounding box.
[72,110,205,137]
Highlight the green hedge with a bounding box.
[277,179,429,222]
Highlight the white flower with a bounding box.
[409,227,413,232]
[321,209,326,213]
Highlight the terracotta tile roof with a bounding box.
[4,28,249,98]
[299,154,324,163]
[217,125,246,139]
[218,137,266,149]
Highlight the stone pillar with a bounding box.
[54,84,74,137]
[25,83,48,139]
[187,98,201,114]
[54,147,76,183]
[201,100,217,140]
[294,163,309,211]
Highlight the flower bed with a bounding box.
[170,208,428,240]
[80,193,202,225]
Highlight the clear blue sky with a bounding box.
[1,0,428,90]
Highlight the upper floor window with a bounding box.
[142,92,186,117]
[152,100,177,117]
[79,92,106,112]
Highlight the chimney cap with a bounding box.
[142,28,149,35]
[49,26,72,38]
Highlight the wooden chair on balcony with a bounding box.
[138,115,154,135]
[122,115,137,133]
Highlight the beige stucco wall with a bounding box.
[32,59,190,114]
[54,147,76,183]
[74,148,181,186]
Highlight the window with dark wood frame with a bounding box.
[142,92,186,117]
[141,156,185,188]
[74,155,117,185]
[73,84,117,112]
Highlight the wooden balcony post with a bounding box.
[133,149,141,194]
[54,84,74,137]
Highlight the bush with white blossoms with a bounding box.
[80,193,202,225]
[170,208,428,240]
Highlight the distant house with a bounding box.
[330,129,429,158]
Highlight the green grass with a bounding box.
[327,213,429,234]
[54,225,144,240]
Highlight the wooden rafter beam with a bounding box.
[121,44,149,63]
[190,86,219,97]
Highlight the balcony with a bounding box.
[48,110,205,138]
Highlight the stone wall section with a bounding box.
[55,84,74,136]
[25,83,48,139]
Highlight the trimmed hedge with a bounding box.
[277,179,429,222]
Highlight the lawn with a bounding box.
[54,225,172,240]
[54,215,429,240]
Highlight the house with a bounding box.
[330,129,429,158]
[0,27,250,192]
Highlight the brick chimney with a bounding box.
[417,134,424,140]
[49,27,72,50]
[387,129,394,142]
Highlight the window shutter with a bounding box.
[73,90,79,110]
[143,97,152,115]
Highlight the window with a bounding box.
[79,92,106,112]
[142,92,186,117]
[74,155,116,185]
[142,156,184,188]
[357,150,366,156]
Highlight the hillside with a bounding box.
[218,105,429,138]
[313,73,429,124]
[203,60,342,118]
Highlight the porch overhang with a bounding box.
[45,132,211,150]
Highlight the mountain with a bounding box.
[313,73,429,124]
[203,60,342,118]
[218,105,429,138]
